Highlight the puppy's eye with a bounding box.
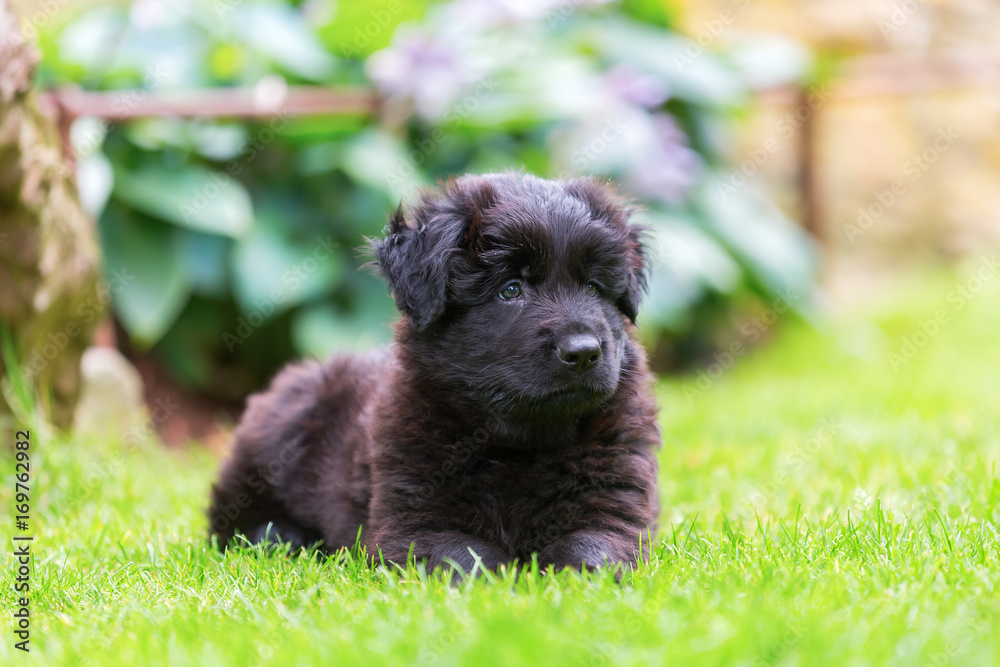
[585,282,600,296]
[499,282,523,300]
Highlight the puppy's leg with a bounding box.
[207,443,321,551]
[208,361,329,551]
[248,518,322,551]
[376,531,511,576]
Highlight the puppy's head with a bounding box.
[374,173,648,428]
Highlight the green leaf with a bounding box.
[319,0,428,59]
[467,56,600,128]
[579,17,747,107]
[342,129,427,202]
[230,224,344,316]
[124,119,249,161]
[620,0,678,29]
[98,207,189,347]
[292,302,394,359]
[112,163,253,238]
[645,209,742,292]
[641,209,743,329]
[693,174,817,306]
[152,298,231,389]
[232,3,339,81]
[57,7,207,87]
[56,7,130,72]
[179,230,231,297]
[723,34,813,91]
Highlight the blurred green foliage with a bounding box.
[36,0,817,398]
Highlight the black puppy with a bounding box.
[208,173,660,574]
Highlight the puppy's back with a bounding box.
[208,350,392,550]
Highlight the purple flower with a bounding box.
[624,112,699,204]
[603,65,669,109]
[367,28,477,120]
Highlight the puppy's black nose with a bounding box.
[557,334,602,371]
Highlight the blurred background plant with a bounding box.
[24,0,817,428]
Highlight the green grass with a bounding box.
[3,270,1000,666]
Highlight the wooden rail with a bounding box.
[41,50,1000,244]
[42,85,378,120]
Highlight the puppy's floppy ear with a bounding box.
[565,178,649,324]
[373,177,497,331]
[617,224,649,324]
[373,204,448,331]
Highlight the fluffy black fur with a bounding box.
[208,173,661,574]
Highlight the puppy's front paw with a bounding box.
[378,530,511,577]
[537,530,633,573]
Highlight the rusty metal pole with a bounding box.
[797,85,821,243]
